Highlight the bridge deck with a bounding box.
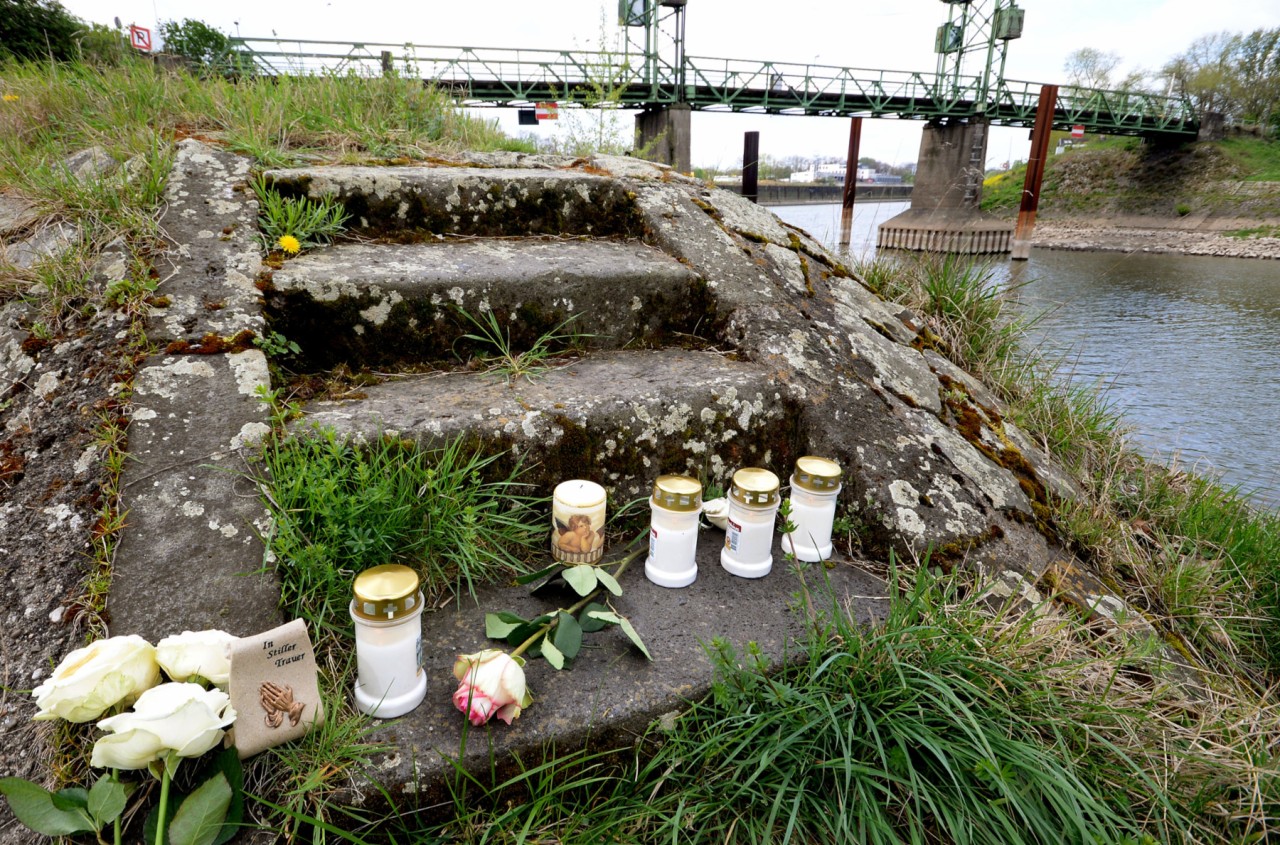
[221,39,1199,139]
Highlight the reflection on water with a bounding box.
[772,202,1280,509]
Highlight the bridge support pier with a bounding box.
[877,118,1013,255]
[635,104,691,175]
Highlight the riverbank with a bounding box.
[1031,217,1280,259]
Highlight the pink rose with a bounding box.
[452,649,531,726]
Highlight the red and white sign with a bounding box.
[535,102,558,121]
[1070,124,1085,139]
[129,25,152,52]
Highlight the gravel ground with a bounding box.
[1032,218,1280,259]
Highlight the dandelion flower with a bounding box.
[277,235,301,255]
[2,94,18,103]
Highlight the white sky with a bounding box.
[62,0,1279,170]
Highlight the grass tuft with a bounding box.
[259,429,544,631]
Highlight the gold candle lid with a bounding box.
[728,467,780,507]
[793,456,842,492]
[352,564,421,621]
[651,474,703,512]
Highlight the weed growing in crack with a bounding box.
[251,178,348,253]
[454,308,591,384]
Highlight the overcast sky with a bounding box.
[62,0,1278,169]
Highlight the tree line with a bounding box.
[1064,27,1280,132]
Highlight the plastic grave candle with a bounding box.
[720,467,781,579]
[552,480,607,564]
[350,564,427,718]
[645,474,703,588]
[781,456,843,562]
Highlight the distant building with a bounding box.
[788,162,854,183]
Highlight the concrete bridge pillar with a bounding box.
[635,104,691,175]
[877,118,1014,254]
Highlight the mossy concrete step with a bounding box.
[261,164,645,239]
[266,239,709,369]
[371,542,888,808]
[295,349,796,501]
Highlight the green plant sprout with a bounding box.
[455,308,590,384]
[251,178,348,254]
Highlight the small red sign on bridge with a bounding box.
[535,102,558,121]
[129,25,151,52]
[1070,124,1085,139]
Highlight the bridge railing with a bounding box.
[682,56,986,118]
[220,38,1199,137]
[222,38,663,102]
[996,78,1198,134]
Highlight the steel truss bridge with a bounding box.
[220,38,1198,139]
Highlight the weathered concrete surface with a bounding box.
[298,350,796,501]
[150,140,264,345]
[623,175,1045,564]
[876,120,1013,254]
[109,140,279,641]
[371,542,888,806]
[267,239,708,368]
[283,154,1074,571]
[262,166,647,239]
[109,350,280,640]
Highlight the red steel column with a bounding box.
[840,117,863,247]
[1012,84,1058,260]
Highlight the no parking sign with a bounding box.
[129,25,152,52]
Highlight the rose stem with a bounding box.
[510,543,646,659]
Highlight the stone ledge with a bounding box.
[296,349,798,500]
[109,350,280,640]
[262,166,646,239]
[266,239,706,368]
[358,541,888,806]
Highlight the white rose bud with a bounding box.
[32,635,159,723]
[91,682,237,770]
[156,630,236,687]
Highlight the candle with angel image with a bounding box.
[552,480,606,564]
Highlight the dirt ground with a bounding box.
[0,291,136,841]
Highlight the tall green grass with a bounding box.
[259,429,544,631]
[0,58,528,177]
[284,566,1280,844]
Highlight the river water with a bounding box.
[772,201,1280,509]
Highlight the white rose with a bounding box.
[156,630,235,687]
[91,682,236,770]
[32,635,159,723]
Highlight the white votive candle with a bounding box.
[781,456,843,562]
[350,564,426,718]
[552,479,607,564]
[645,474,703,588]
[720,468,781,579]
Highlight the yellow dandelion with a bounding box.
[277,235,301,255]
[2,94,18,103]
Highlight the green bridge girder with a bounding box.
[221,38,1199,139]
